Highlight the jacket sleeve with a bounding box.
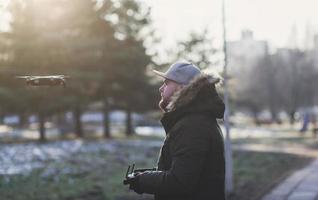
[138,119,211,195]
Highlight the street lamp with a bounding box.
[222,0,233,194]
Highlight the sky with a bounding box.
[1,0,318,52]
[0,0,9,29]
[142,0,318,50]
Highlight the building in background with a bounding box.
[227,30,268,75]
[226,30,269,96]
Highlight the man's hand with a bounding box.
[123,164,144,194]
[123,172,143,194]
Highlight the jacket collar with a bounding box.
[160,73,224,133]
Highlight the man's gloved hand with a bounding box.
[129,173,143,194]
[124,164,157,195]
[123,172,143,194]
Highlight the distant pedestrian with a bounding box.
[312,114,318,138]
[300,112,310,133]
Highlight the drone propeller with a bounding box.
[55,75,70,78]
[16,76,32,79]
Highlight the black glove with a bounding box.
[128,174,143,194]
[123,164,157,195]
[123,172,143,194]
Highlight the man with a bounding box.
[124,61,226,200]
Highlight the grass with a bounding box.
[232,136,318,150]
[228,151,312,200]
[0,140,158,200]
[0,138,313,200]
[0,132,164,145]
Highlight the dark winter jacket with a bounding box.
[138,73,226,200]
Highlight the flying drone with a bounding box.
[16,75,70,87]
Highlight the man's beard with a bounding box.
[159,98,169,112]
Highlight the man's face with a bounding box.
[158,79,182,112]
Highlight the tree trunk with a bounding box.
[103,99,111,138]
[0,113,4,124]
[74,106,83,138]
[250,106,260,125]
[270,109,278,124]
[38,113,46,142]
[19,112,27,128]
[289,110,296,125]
[125,108,134,136]
[252,110,260,125]
[57,113,67,136]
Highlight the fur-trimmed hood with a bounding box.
[165,73,225,119]
[160,73,225,134]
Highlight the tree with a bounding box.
[277,49,317,124]
[97,0,155,136]
[4,0,157,141]
[169,29,219,70]
[237,48,318,124]
[6,0,109,139]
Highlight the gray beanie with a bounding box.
[153,61,201,85]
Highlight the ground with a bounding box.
[0,125,317,200]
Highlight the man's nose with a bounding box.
[159,85,164,93]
